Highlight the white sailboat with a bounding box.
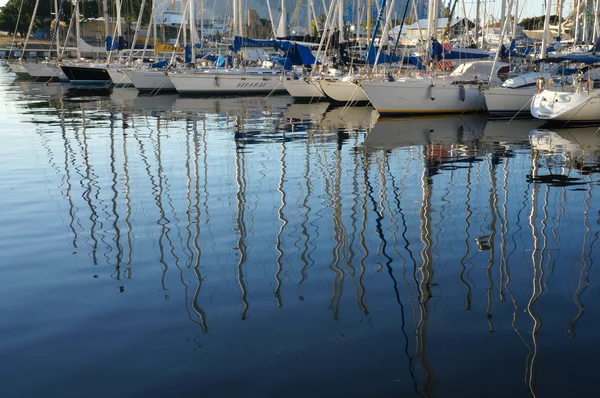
[168,68,287,95]
[363,60,507,115]
[318,76,370,104]
[484,72,552,117]
[281,76,325,101]
[361,0,507,116]
[530,82,600,123]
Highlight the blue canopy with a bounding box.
[151,59,168,69]
[232,36,276,52]
[273,57,292,70]
[535,54,600,64]
[213,55,233,68]
[273,41,319,66]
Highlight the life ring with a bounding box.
[536,77,545,93]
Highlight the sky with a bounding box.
[0,0,569,22]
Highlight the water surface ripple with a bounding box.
[1,68,600,398]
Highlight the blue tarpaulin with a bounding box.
[273,57,292,70]
[151,59,168,68]
[232,36,276,52]
[273,41,319,66]
[213,55,233,67]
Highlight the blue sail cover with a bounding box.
[151,59,169,68]
[273,57,293,70]
[273,41,319,66]
[213,55,233,67]
[232,36,276,52]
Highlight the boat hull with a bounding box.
[318,79,369,105]
[362,80,486,116]
[107,68,132,87]
[281,78,324,101]
[531,89,600,123]
[483,87,537,117]
[125,69,176,93]
[60,64,112,86]
[169,71,286,95]
[7,62,31,79]
[23,63,68,82]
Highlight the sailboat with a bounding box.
[167,3,291,96]
[21,0,69,82]
[59,0,125,86]
[361,0,507,115]
[363,60,507,115]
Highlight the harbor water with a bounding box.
[2,67,600,397]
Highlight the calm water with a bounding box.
[2,67,600,398]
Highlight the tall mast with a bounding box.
[116,0,122,40]
[129,0,147,62]
[75,0,81,59]
[427,0,439,40]
[189,0,195,63]
[500,0,506,41]
[338,0,345,42]
[103,0,109,51]
[512,0,519,39]
[238,0,243,36]
[583,0,588,43]
[575,0,581,43]
[20,0,40,60]
[475,0,480,46]
[53,0,60,58]
[278,0,287,37]
[233,0,238,36]
[540,0,552,58]
[367,0,371,42]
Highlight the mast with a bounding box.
[367,0,371,42]
[427,0,439,40]
[129,0,147,63]
[189,0,195,64]
[238,0,243,36]
[575,0,581,43]
[583,0,588,44]
[592,0,599,44]
[540,0,552,59]
[500,0,506,41]
[338,0,345,42]
[20,0,40,60]
[75,0,81,59]
[278,0,287,37]
[475,0,480,46]
[103,0,110,52]
[512,0,519,39]
[53,0,60,58]
[233,0,238,36]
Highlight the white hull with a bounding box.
[531,89,600,122]
[362,79,486,115]
[169,70,286,95]
[483,87,537,116]
[318,79,369,104]
[22,62,68,82]
[281,78,324,100]
[107,68,133,87]
[125,69,176,92]
[7,62,30,78]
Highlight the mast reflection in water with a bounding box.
[2,74,600,398]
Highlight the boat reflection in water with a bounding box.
[5,77,600,397]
